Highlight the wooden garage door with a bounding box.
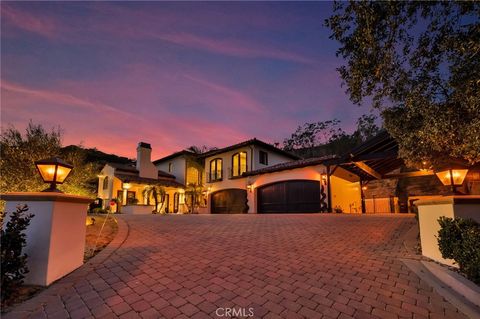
[258,180,320,213]
[211,189,248,214]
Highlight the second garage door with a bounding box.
[211,189,248,214]
[258,180,320,213]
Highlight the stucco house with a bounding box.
[97,134,480,215]
[97,143,186,214]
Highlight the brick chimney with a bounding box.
[136,142,158,179]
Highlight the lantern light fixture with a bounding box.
[122,182,132,190]
[435,168,469,193]
[35,157,73,193]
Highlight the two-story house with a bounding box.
[152,138,364,214]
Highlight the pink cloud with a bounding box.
[1,4,57,38]
[154,32,315,65]
[1,79,252,159]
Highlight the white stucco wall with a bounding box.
[254,145,294,169]
[156,156,186,184]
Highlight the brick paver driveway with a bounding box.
[5,214,467,319]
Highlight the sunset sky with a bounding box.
[1,2,371,159]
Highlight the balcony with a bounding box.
[206,171,223,183]
[228,166,248,179]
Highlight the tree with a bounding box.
[326,2,480,168]
[184,183,203,214]
[142,185,166,213]
[283,119,345,150]
[0,122,97,196]
[186,145,217,154]
[353,114,381,143]
[282,114,381,157]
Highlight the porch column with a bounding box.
[360,179,366,214]
[122,189,127,205]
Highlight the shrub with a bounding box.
[333,206,343,214]
[437,216,480,284]
[1,205,34,305]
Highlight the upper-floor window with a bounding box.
[102,176,109,190]
[209,158,223,182]
[232,152,247,177]
[168,162,173,172]
[259,150,268,165]
[187,166,200,185]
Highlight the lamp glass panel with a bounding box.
[36,164,57,182]
[451,169,468,185]
[55,165,72,183]
[435,169,468,186]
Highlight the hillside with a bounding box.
[61,145,134,167]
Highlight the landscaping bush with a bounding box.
[1,205,34,305]
[437,216,480,284]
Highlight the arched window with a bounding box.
[103,176,109,190]
[209,158,223,182]
[168,162,173,172]
[232,152,247,177]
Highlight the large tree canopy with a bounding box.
[0,122,97,196]
[326,1,480,169]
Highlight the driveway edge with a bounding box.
[2,215,130,318]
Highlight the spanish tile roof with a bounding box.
[200,138,299,160]
[243,156,336,177]
[152,150,197,164]
[107,162,175,179]
[114,173,185,188]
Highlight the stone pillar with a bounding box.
[1,192,92,286]
[415,196,480,267]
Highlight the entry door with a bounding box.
[258,180,320,213]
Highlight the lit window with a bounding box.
[209,158,223,181]
[259,150,268,165]
[232,152,247,177]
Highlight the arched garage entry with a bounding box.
[211,189,248,214]
[257,180,321,213]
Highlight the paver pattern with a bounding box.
[4,214,468,319]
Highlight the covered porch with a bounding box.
[113,174,186,214]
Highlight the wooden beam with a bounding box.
[349,150,398,162]
[353,161,383,179]
[383,170,434,179]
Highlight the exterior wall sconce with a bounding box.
[247,184,253,193]
[35,157,73,193]
[361,186,368,191]
[435,168,469,193]
[122,182,132,190]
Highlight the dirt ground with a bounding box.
[84,214,119,261]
